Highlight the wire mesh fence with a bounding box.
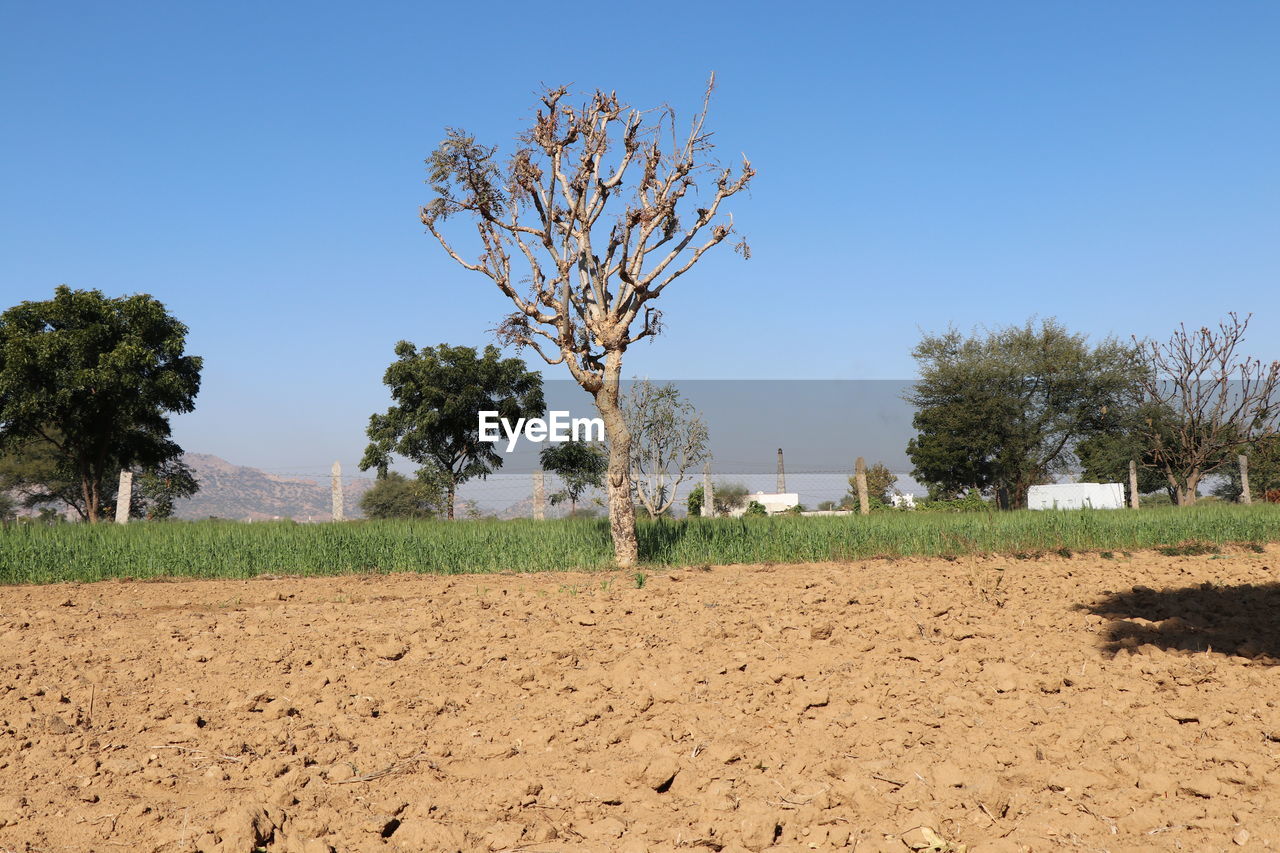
[169,463,923,522]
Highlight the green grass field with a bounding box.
[2,504,1278,585]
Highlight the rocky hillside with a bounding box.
[174,454,373,521]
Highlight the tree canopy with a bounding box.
[1213,433,1280,503]
[906,319,1140,509]
[622,380,710,517]
[359,470,445,520]
[843,461,897,507]
[1075,399,1206,502]
[539,440,607,514]
[360,342,544,519]
[0,286,202,522]
[1132,313,1280,505]
[0,432,198,521]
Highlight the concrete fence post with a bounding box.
[114,470,133,525]
[331,461,344,522]
[1128,459,1140,510]
[533,470,546,520]
[855,457,870,516]
[1240,454,1252,505]
[702,462,714,518]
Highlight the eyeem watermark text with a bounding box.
[479,411,605,452]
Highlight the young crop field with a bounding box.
[3,504,1278,585]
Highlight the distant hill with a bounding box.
[174,454,373,521]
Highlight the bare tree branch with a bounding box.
[420,77,752,565]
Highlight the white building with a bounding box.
[1027,483,1125,510]
[728,492,799,516]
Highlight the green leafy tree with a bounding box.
[842,461,897,506]
[712,482,749,516]
[539,440,606,515]
[0,433,76,513]
[0,286,202,522]
[1213,434,1280,503]
[360,342,544,519]
[134,459,200,520]
[906,319,1140,509]
[686,483,705,517]
[0,433,197,520]
[622,380,711,517]
[359,470,445,519]
[1076,401,1181,502]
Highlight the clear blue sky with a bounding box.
[2,1,1277,475]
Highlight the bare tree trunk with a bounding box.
[532,470,545,520]
[81,472,98,524]
[595,357,638,568]
[1177,472,1200,506]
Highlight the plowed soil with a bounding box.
[3,547,1280,852]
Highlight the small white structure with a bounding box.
[729,492,799,516]
[1027,483,1124,511]
[891,493,916,509]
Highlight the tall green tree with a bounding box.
[906,319,1140,509]
[0,433,197,520]
[0,286,202,522]
[539,440,607,514]
[1073,400,1226,502]
[360,342,544,519]
[842,461,897,506]
[359,470,445,520]
[1213,434,1280,503]
[622,380,711,517]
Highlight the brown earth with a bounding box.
[3,547,1280,852]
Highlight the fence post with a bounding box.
[114,470,132,525]
[855,457,869,516]
[776,448,786,494]
[331,461,344,522]
[1128,459,1140,509]
[533,470,546,520]
[702,462,713,518]
[1239,454,1252,505]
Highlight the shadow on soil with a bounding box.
[1085,581,1280,662]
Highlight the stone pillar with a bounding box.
[855,457,869,516]
[776,448,786,494]
[331,461,344,522]
[533,470,546,520]
[1128,459,1140,509]
[114,470,133,525]
[1240,454,1252,505]
[702,462,714,518]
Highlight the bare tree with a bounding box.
[623,380,711,517]
[420,77,754,566]
[1135,313,1280,505]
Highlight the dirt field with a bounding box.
[2,548,1279,853]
